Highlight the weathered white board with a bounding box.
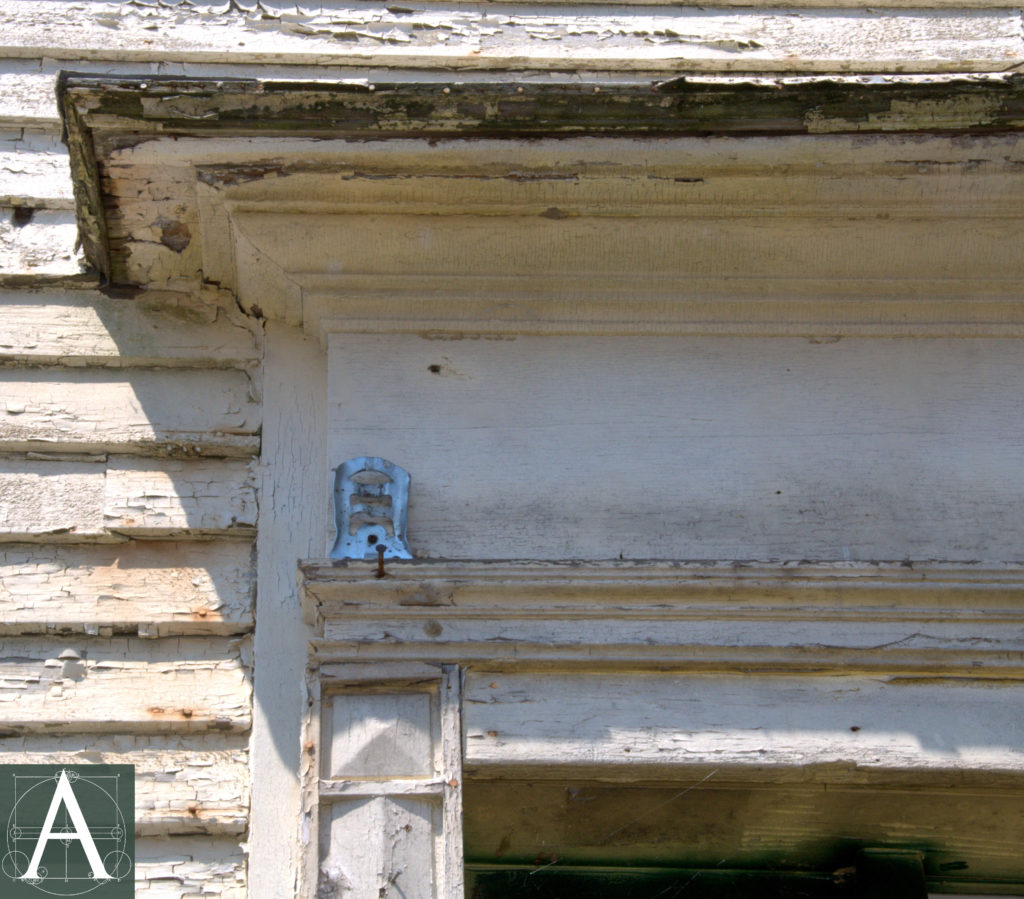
[463,671,1024,772]
[0,369,260,456]
[136,836,246,898]
[0,289,258,367]
[0,636,251,734]
[0,2,1018,71]
[0,207,80,277]
[0,457,107,538]
[0,540,255,636]
[0,128,72,203]
[0,457,257,539]
[0,734,248,835]
[328,335,1024,562]
[105,458,258,536]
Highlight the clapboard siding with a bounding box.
[0,369,259,456]
[105,458,258,536]
[0,289,258,367]
[0,208,80,277]
[463,671,1024,772]
[0,127,72,204]
[0,541,254,636]
[0,636,251,735]
[0,456,257,539]
[0,734,248,835]
[137,837,246,898]
[0,2,1019,71]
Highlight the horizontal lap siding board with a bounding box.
[0,734,248,835]
[0,289,258,367]
[0,368,259,456]
[136,836,246,898]
[0,208,81,277]
[0,541,254,636]
[463,671,1024,772]
[0,3,1019,71]
[0,456,258,539]
[0,636,251,734]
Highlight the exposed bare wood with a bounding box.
[462,671,1024,773]
[0,369,259,457]
[0,734,248,835]
[0,457,258,540]
[0,541,254,636]
[5,3,1023,71]
[0,636,251,735]
[136,836,246,898]
[0,289,259,367]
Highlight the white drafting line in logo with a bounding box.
[4,769,131,896]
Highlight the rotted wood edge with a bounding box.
[57,73,1024,283]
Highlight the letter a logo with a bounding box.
[1,764,134,897]
[21,770,110,881]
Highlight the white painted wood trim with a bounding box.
[440,664,464,899]
[304,560,1024,674]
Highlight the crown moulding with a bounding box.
[57,75,1024,337]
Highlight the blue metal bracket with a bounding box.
[331,457,413,560]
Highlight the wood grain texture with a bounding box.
[328,335,1024,563]
[0,636,251,734]
[0,289,258,367]
[0,734,248,835]
[0,541,254,636]
[1,2,1020,71]
[463,671,1024,772]
[0,369,259,456]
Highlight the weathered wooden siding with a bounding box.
[0,285,259,894]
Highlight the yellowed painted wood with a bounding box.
[0,541,254,636]
[0,289,258,367]
[0,636,251,734]
[0,369,259,456]
[0,734,248,835]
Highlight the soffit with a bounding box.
[59,75,1024,337]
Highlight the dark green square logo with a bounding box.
[0,766,133,898]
